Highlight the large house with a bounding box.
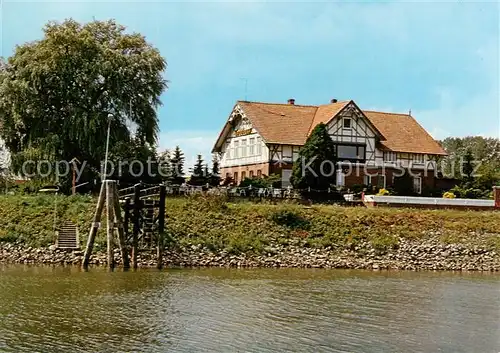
[212,98,447,193]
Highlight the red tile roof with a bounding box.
[237,101,317,145]
[363,110,446,155]
[213,100,446,155]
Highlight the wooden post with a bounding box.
[157,185,166,269]
[106,180,115,270]
[124,198,130,239]
[132,184,141,269]
[82,182,106,269]
[112,183,130,269]
[72,165,76,195]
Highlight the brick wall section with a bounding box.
[222,163,445,191]
[342,167,436,190]
[220,163,270,184]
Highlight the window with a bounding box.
[249,138,255,155]
[256,137,262,155]
[241,171,246,180]
[336,144,365,161]
[292,147,299,162]
[378,175,386,189]
[234,141,239,158]
[343,118,352,129]
[241,139,247,157]
[225,173,230,180]
[234,172,238,184]
[384,152,396,162]
[413,177,422,194]
[257,170,262,177]
[249,170,254,178]
[226,147,231,159]
[413,154,425,164]
[364,175,372,186]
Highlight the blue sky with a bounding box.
[1,0,499,164]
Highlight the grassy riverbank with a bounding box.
[1,194,500,254]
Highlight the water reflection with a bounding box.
[0,266,499,352]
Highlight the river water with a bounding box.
[0,266,499,353]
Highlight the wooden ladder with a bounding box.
[56,221,80,249]
[141,200,156,248]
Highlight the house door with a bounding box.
[282,169,292,188]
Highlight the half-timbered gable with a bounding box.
[215,104,269,169]
[323,101,381,166]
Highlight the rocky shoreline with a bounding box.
[2,235,500,271]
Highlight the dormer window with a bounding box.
[343,118,352,129]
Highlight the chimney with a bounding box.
[330,98,338,103]
[287,98,295,105]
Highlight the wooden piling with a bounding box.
[112,183,130,269]
[132,184,141,269]
[106,180,115,269]
[156,185,166,269]
[124,198,130,239]
[82,182,106,269]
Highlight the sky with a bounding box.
[1,0,499,166]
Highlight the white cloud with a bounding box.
[429,127,453,141]
[413,87,499,140]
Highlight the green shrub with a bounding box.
[449,185,490,199]
[270,209,310,230]
[182,194,229,212]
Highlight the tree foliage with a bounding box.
[440,136,500,191]
[239,173,282,188]
[208,155,221,186]
[290,123,336,190]
[107,138,162,187]
[188,154,207,186]
[0,19,167,187]
[169,146,185,185]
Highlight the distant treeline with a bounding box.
[439,136,500,197]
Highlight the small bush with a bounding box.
[183,194,229,212]
[371,234,399,254]
[449,185,490,199]
[351,184,367,194]
[270,209,310,230]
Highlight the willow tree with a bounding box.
[0,19,167,186]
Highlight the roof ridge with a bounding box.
[238,100,319,108]
[306,107,321,135]
[363,109,410,116]
[317,100,350,107]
